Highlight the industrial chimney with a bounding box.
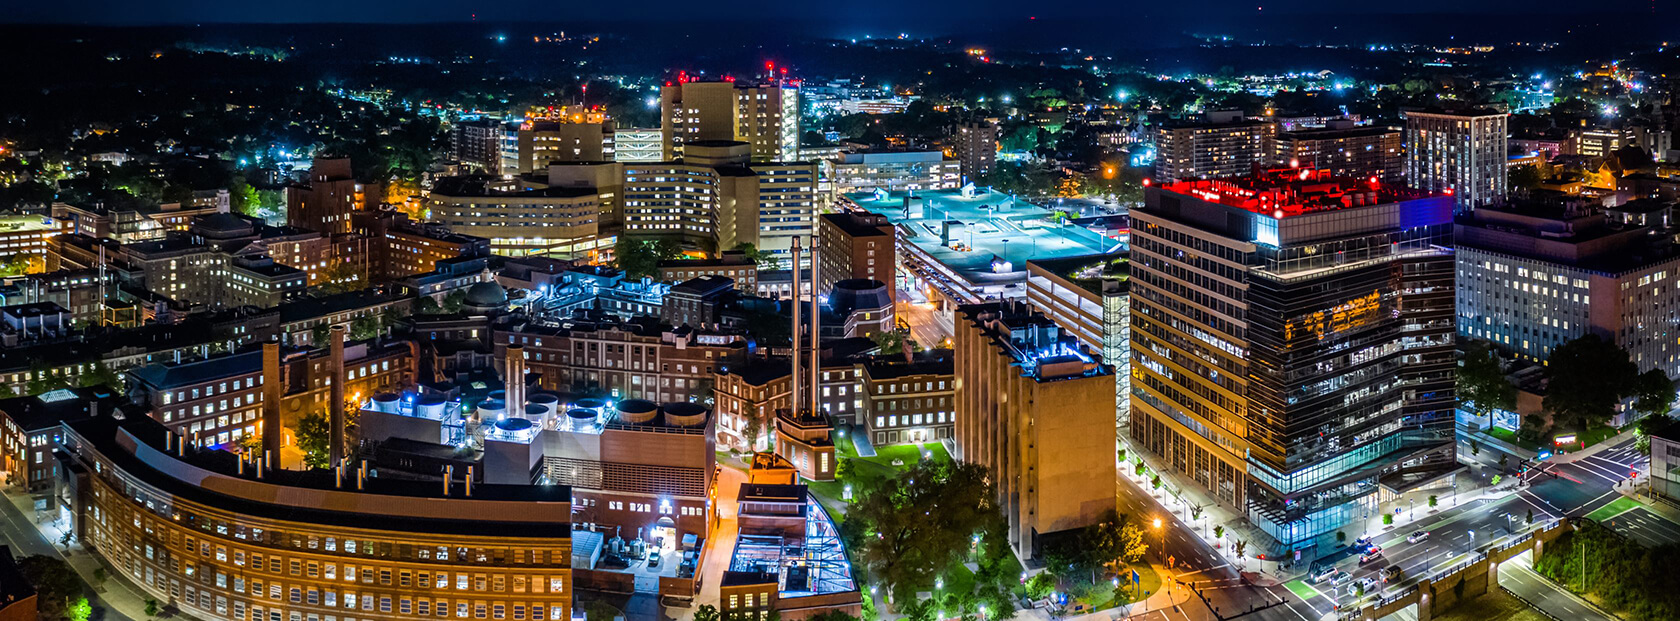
[329,325,347,468]
[505,344,526,414]
[789,238,802,423]
[261,341,283,462]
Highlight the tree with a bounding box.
[79,361,123,392]
[693,604,720,621]
[350,314,380,341]
[1233,540,1248,558]
[68,596,92,621]
[1383,514,1394,526]
[1544,335,1640,431]
[315,260,367,296]
[1428,495,1438,509]
[1214,525,1224,540]
[1499,454,1510,469]
[731,242,779,271]
[1471,440,1482,456]
[1043,509,1147,585]
[844,460,1006,602]
[873,329,917,360]
[1509,164,1546,192]
[1525,509,1534,525]
[1460,341,1516,418]
[1637,415,1674,456]
[1151,475,1162,491]
[311,323,332,345]
[614,237,662,280]
[442,290,468,314]
[295,411,331,470]
[379,305,407,334]
[145,598,160,617]
[18,555,80,618]
[416,296,442,315]
[1134,461,1146,477]
[1336,531,1346,544]
[1633,369,1676,418]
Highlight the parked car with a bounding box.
[647,550,661,568]
[1359,549,1383,564]
[1407,530,1430,543]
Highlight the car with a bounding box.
[1359,550,1383,564]
[647,551,661,568]
[1330,571,1353,586]
[1407,531,1430,543]
[1382,565,1403,583]
[1353,536,1373,549]
[1311,565,1339,583]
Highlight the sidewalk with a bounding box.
[1013,561,1194,621]
[2,492,151,621]
[1117,441,1284,581]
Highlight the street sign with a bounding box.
[1132,570,1141,585]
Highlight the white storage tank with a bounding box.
[476,398,507,420]
[415,395,448,420]
[371,393,401,414]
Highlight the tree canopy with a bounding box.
[1544,335,1661,431]
[1459,341,1516,419]
[842,459,1007,602]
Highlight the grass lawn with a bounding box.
[805,442,953,523]
[1486,427,1540,452]
[1431,588,1549,621]
[1094,563,1161,608]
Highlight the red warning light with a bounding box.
[1142,178,1152,187]
[1444,188,1455,196]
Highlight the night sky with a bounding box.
[10,0,1658,25]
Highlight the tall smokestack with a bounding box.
[262,341,283,461]
[506,345,526,415]
[790,238,802,425]
[809,235,820,416]
[329,325,347,468]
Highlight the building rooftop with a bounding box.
[957,302,1110,382]
[1158,168,1435,218]
[819,212,894,239]
[67,413,573,537]
[841,188,1117,290]
[0,387,123,433]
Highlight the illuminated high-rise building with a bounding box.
[512,120,615,174]
[1274,120,1403,183]
[285,156,362,234]
[1404,107,1508,213]
[1153,111,1276,183]
[660,78,799,162]
[622,141,815,255]
[451,119,506,174]
[1128,168,1459,553]
[954,121,998,182]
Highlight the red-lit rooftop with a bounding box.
[1157,167,1440,217]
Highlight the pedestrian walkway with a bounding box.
[1117,442,1285,579]
[2,492,148,621]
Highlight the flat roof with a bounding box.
[842,188,1117,285]
[1158,168,1435,218]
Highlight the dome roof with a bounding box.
[464,282,508,307]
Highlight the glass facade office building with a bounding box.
[1128,168,1460,552]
